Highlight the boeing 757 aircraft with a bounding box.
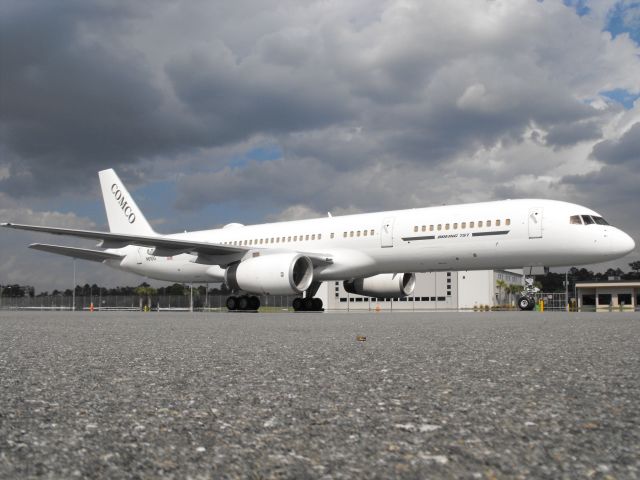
[2,169,635,311]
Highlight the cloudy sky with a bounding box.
[1,0,639,291]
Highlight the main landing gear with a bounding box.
[226,295,260,311]
[292,297,324,312]
[292,280,324,312]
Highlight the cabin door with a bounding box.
[381,217,395,248]
[528,208,543,239]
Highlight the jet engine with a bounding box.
[344,273,416,298]
[225,253,314,295]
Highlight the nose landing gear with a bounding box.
[517,276,539,311]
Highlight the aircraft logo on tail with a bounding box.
[110,183,136,224]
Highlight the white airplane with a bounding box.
[2,169,635,311]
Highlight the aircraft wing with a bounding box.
[29,243,125,262]
[2,222,334,266]
[1,222,246,256]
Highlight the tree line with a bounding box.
[0,282,231,298]
[2,262,639,297]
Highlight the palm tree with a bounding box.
[135,284,157,311]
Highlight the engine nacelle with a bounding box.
[225,253,314,295]
[344,273,416,298]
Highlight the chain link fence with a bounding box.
[0,294,297,312]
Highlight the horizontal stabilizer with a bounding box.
[29,243,124,262]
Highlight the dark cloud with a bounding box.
[591,122,640,165]
[545,120,602,147]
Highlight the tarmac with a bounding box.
[1,310,639,479]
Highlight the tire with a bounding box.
[238,296,250,310]
[518,296,533,311]
[226,296,238,311]
[249,296,260,311]
[292,297,303,312]
[302,297,314,311]
[311,298,323,311]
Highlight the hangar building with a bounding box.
[318,269,524,311]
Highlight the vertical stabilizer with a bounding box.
[98,169,155,235]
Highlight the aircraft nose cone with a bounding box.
[613,230,636,255]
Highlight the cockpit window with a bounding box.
[581,215,595,225]
[592,216,609,225]
[570,215,582,224]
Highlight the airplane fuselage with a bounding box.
[109,198,635,283]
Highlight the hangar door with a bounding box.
[381,217,395,248]
[528,208,543,239]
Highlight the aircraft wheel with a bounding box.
[292,297,303,312]
[302,297,314,311]
[249,296,260,311]
[238,296,250,310]
[311,298,323,311]
[518,296,534,311]
[226,296,238,311]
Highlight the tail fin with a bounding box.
[98,169,155,235]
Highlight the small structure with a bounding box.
[575,281,640,312]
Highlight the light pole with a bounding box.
[72,259,76,312]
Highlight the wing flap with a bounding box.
[29,243,124,262]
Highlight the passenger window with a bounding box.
[453,223,458,229]
[312,234,315,240]
[570,215,582,224]
[343,232,347,237]
[582,215,595,225]
[505,219,511,226]
[437,224,442,231]
[370,229,375,235]
[330,233,334,239]
[487,220,491,227]
[276,238,280,243]
[422,225,427,232]
[363,230,367,237]
[293,236,297,241]
[478,221,483,227]
[414,226,418,232]
[461,222,466,229]
[470,221,474,228]
[445,223,450,230]
[357,231,361,237]
[496,219,500,226]
[306,235,310,240]
[318,234,322,240]
[350,231,354,237]
[430,225,434,231]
